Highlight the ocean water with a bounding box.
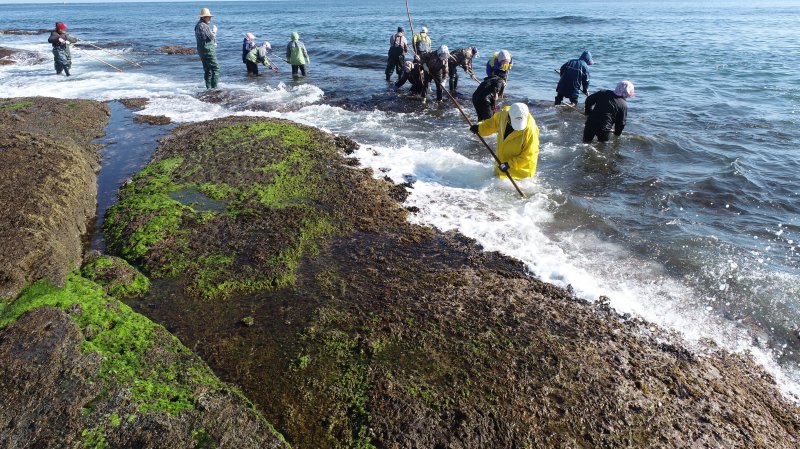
[2,0,800,397]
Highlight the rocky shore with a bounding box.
[1,98,799,448]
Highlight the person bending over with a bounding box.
[583,80,634,143]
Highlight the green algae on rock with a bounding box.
[0,272,289,448]
[107,117,800,449]
[104,118,396,299]
[81,251,150,299]
[0,97,110,302]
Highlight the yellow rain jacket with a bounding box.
[477,106,539,179]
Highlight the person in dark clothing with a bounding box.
[555,50,593,106]
[242,32,258,75]
[448,46,478,92]
[47,22,78,76]
[385,26,409,82]
[395,60,426,96]
[472,72,506,121]
[583,80,634,143]
[421,45,449,101]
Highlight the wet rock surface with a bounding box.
[158,45,197,55]
[0,99,288,448]
[120,97,150,110]
[0,97,109,301]
[106,116,800,448]
[0,286,288,449]
[135,114,172,125]
[0,46,49,66]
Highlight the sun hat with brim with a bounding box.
[199,8,213,17]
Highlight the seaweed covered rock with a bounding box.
[106,117,800,448]
[0,97,109,301]
[81,251,150,298]
[0,273,288,449]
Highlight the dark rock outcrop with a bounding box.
[105,116,800,449]
[158,45,197,55]
[0,46,49,65]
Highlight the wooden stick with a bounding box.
[441,85,526,198]
[83,42,142,67]
[405,0,524,198]
[73,45,123,71]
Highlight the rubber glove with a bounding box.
[498,162,510,173]
[469,124,479,134]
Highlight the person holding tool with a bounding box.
[555,50,593,106]
[448,46,479,92]
[246,41,277,75]
[48,22,78,76]
[470,103,540,179]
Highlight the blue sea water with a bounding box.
[2,0,800,396]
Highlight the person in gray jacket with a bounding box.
[47,22,78,76]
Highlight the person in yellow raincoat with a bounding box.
[470,102,539,179]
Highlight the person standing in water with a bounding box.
[194,8,219,89]
[420,45,450,102]
[448,46,479,92]
[555,50,593,106]
[385,26,409,82]
[47,22,78,76]
[583,80,634,143]
[242,32,258,75]
[286,32,310,78]
[413,26,432,57]
[472,71,506,121]
[470,103,540,179]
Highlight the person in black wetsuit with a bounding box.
[472,71,506,121]
[583,80,634,143]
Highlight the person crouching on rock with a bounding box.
[395,60,425,97]
[470,103,540,179]
[472,71,507,121]
[48,22,78,76]
[286,32,310,78]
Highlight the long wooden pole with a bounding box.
[405,0,524,198]
[83,42,142,67]
[441,85,526,198]
[73,45,123,71]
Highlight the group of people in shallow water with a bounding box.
[384,24,636,181]
[44,9,635,184]
[194,7,310,89]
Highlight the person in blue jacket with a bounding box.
[555,50,593,106]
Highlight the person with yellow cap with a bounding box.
[470,103,540,179]
[194,8,219,88]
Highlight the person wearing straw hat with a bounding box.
[47,22,78,76]
[470,102,540,179]
[242,32,258,75]
[195,7,219,88]
[582,80,634,143]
